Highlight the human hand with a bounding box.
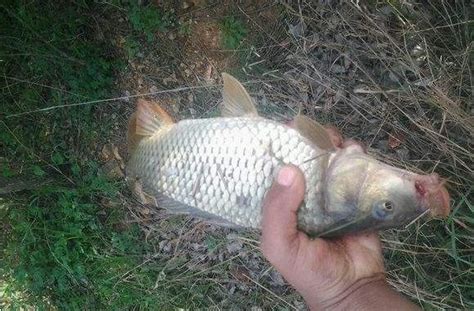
[261,165,419,310]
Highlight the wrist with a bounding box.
[303,274,419,311]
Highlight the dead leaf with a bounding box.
[112,145,125,169]
[388,132,405,149]
[101,159,124,179]
[230,266,251,283]
[100,144,112,161]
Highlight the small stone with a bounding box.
[159,240,172,253]
[269,269,286,286]
[123,90,131,102]
[187,94,194,103]
[331,64,346,74]
[149,85,158,93]
[396,148,410,161]
[226,240,243,254]
[226,233,239,240]
[191,243,202,251]
[388,71,399,83]
[288,20,306,37]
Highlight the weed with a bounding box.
[127,3,174,42]
[178,19,193,37]
[124,36,141,59]
[220,16,248,49]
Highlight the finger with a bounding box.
[261,165,306,258]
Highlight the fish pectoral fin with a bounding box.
[293,115,336,150]
[135,98,174,136]
[221,73,259,117]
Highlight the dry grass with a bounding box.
[221,1,472,309]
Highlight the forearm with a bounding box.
[304,276,420,311]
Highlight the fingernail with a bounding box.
[277,166,296,187]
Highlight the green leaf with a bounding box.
[32,165,46,177]
[51,152,65,165]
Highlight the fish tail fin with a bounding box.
[127,112,141,155]
[136,99,174,136]
[127,99,174,155]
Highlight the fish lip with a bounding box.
[414,174,451,218]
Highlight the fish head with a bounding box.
[320,145,450,236]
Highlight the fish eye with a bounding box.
[372,201,395,220]
[382,201,393,211]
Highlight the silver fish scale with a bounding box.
[128,117,326,229]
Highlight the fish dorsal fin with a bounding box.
[135,99,174,136]
[293,115,335,150]
[221,73,258,117]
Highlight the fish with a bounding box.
[126,73,451,237]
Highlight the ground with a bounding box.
[1,0,472,309]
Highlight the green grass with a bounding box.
[0,0,169,308]
[220,16,248,49]
[128,3,175,42]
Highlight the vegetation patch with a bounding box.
[220,16,248,49]
[0,0,155,308]
[127,3,175,42]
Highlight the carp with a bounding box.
[126,73,450,236]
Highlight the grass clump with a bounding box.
[221,16,248,49]
[127,3,175,42]
[2,163,146,308]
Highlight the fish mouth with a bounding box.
[414,174,451,218]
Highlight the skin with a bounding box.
[261,165,421,310]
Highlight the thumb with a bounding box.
[261,165,306,261]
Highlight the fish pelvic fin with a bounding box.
[221,73,259,117]
[293,115,336,150]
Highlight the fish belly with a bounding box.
[127,117,325,229]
